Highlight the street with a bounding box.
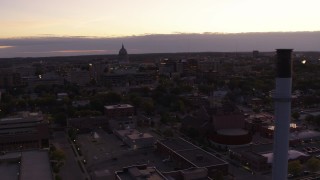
[52,131,86,180]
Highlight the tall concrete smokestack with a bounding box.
[272,49,293,180]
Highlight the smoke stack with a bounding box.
[272,49,293,180]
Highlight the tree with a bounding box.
[55,175,62,180]
[163,129,174,137]
[51,149,66,162]
[160,112,170,124]
[51,148,66,175]
[34,84,52,94]
[185,127,199,139]
[170,100,185,112]
[314,115,320,126]
[288,160,302,176]
[90,92,122,112]
[198,84,214,95]
[212,170,224,180]
[305,115,314,124]
[142,99,155,115]
[52,112,67,126]
[68,128,77,140]
[35,67,44,76]
[128,93,141,107]
[292,111,300,121]
[303,96,320,107]
[74,110,102,117]
[306,157,320,172]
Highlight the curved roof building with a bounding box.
[118,44,129,64]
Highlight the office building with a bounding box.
[0,112,49,152]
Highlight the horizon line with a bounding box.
[2,50,320,60]
[1,30,320,39]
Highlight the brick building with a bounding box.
[0,112,49,152]
[104,104,134,119]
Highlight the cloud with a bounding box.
[0,46,14,49]
[50,50,110,53]
[17,49,117,56]
[0,31,320,58]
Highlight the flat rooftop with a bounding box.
[178,148,227,167]
[0,150,52,180]
[0,162,19,180]
[105,104,133,110]
[0,112,44,125]
[0,117,42,124]
[217,128,248,136]
[20,151,53,180]
[230,143,273,154]
[159,138,228,167]
[116,129,153,140]
[164,167,212,180]
[159,138,197,151]
[117,166,167,180]
[68,116,106,122]
[127,133,153,140]
[262,150,309,163]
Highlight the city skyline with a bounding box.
[1,31,320,58]
[1,0,320,58]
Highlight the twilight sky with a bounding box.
[1,0,320,57]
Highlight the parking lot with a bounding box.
[294,140,320,157]
[77,129,125,166]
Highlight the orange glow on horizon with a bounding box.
[0,0,319,38]
[0,46,14,49]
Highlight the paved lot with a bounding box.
[293,140,320,156]
[77,129,126,167]
[52,131,85,180]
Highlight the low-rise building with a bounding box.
[114,129,155,149]
[115,164,167,180]
[229,143,309,172]
[105,104,134,119]
[0,112,49,152]
[163,167,213,180]
[0,150,53,180]
[244,113,274,133]
[115,164,214,180]
[157,138,228,177]
[108,117,135,130]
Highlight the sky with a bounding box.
[1,0,320,57]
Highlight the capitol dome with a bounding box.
[118,44,129,64]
